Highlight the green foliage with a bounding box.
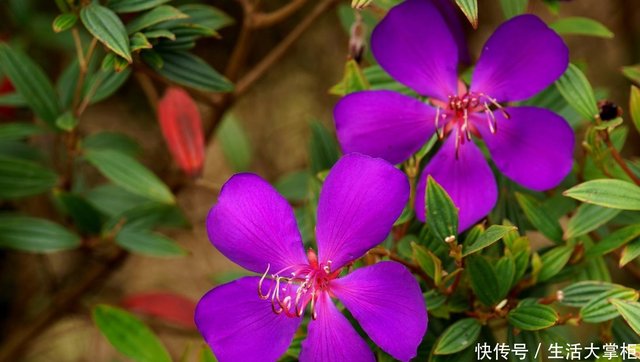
[0,156,58,199]
[550,17,614,38]
[454,0,478,29]
[0,215,80,252]
[217,114,252,172]
[93,305,172,362]
[150,50,233,92]
[115,227,186,257]
[426,176,458,242]
[434,318,481,355]
[564,179,640,210]
[556,63,599,121]
[507,304,558,331]
[80,4,132,63]
[499,0,528,19]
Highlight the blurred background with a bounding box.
[1,0,640,360]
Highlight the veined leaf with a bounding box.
[556,63,598,121]
[564,179,640,211]
[126,5,188,34]
[462,224,516,256]
[309,121,340,174]
[508,304,558,331]
[454,0,478,29]
[116,227,186,257]
[93,305,172,362]
[84,149,174,204]
[564,203,620,239]
[0,156,58,199]
[515,193,563,243]
[412,242,442,285]
[537,245,573,282]
[0,215,80,252]
[623,64,640,84]
[153,51,232,92]
[86,184,149,217]
[560,281,622,307]
[216,114,252,172]
[83,131,140,157]
[466,255,501,306]
[586,223,640,257]
[0,123,42,141]
[499,0,528,19]
[620,238,640,267]
[153,4,234,32]
[0,44,61,126]
[426,176,458,242]
[56,192,103,234]
[80,4,132,62]
[434,318,481,355]
[611,299,640,336]
[581,288,639,323]
[550,17,614,38]
[52,13,78,33]
[329,59,369,96]
[108,0,171,13]
[630,86,640,135]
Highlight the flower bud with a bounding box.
[157,87,205,177]
[351,0,373,9]
[597,100,623,121]
[349,13,367,64]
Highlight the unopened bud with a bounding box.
[597,99,623,121]
[556,290,564,302]
[351,0,373,9]
[445,235,456,243]
[349,13,367,64]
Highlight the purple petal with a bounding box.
[334,90,436,165]
[195,277,302,362]
[471,14,569,102]
[207,173,308,274]
[415,136,497,231]
[316,154,409,269]
[372,0,459,100]
[331,261,428,362]
[475,106,574,191]
[433,0,471,64]
[299,292,375,362]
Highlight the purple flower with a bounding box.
[334,0,575,231]
[195,154,427,362]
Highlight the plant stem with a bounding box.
[603,132,640,185]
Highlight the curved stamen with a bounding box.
[258,264,272,300]
[483,102,497,134]
[478,92,510,119]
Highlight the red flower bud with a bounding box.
[157,87,205,177]
[122,292,197,329]
[0,77,15,118]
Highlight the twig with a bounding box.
[603,132,640,185]
[250,0,308,28]
[368,247,434,286]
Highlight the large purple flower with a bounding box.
[195,154,427,362]
[334,0,575,231]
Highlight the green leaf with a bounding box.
[0,44,61,126]
[154,4,234,32]
[93,305,172,362]
[466,255,501,306]
[0,92,27,107]
[496,255,516,297]
[89,67,132,104]
[564,179,640,211]
[620,238,640,267]
[426,176,458,242]
[434,318,481,355]
[80,4,132,63]
[508,304,558,331]
[116,227,186,257]
[108,0,170,13]
[564,203,621,239]
[550,17,614,38]
[144,29,175,41]
[538,245,573,282]
[0,156,58,199]
[309,121,340,174]
[0,215,80,252]
[555,63,598,121]
[499,0,528,19]
[130,32,152,52]
[126,5,188,34]
[622,64,640,84]
[515,193,563,243]
[630,86,640,135]
[86,184,149,217]
[454,0,478,29]
[275,171,310,202]
[84,131,140,157]
[463,225,516,256]
[55,111,78,131]
[216,114,252,172]
[412,242,442,285]
[153,50,232,92]
[581,288,639,323]
[199,346,218,362]
[52,13,78,33]
[586,223,640,257]
[56,192,103,234]
[611,299,640,336]
[0,123,42,141]
[560,281,622,307]
[84,149,174,204]
[104,202,188,231]
[363,65,415,96]
[507,328,543,362]
[329,59,369,96]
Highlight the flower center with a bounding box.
[432,90,510,157]
[257,249,339,320]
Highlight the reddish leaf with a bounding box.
[122,292,197,329]
[0,77,15,118]
[157,87,205,177]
